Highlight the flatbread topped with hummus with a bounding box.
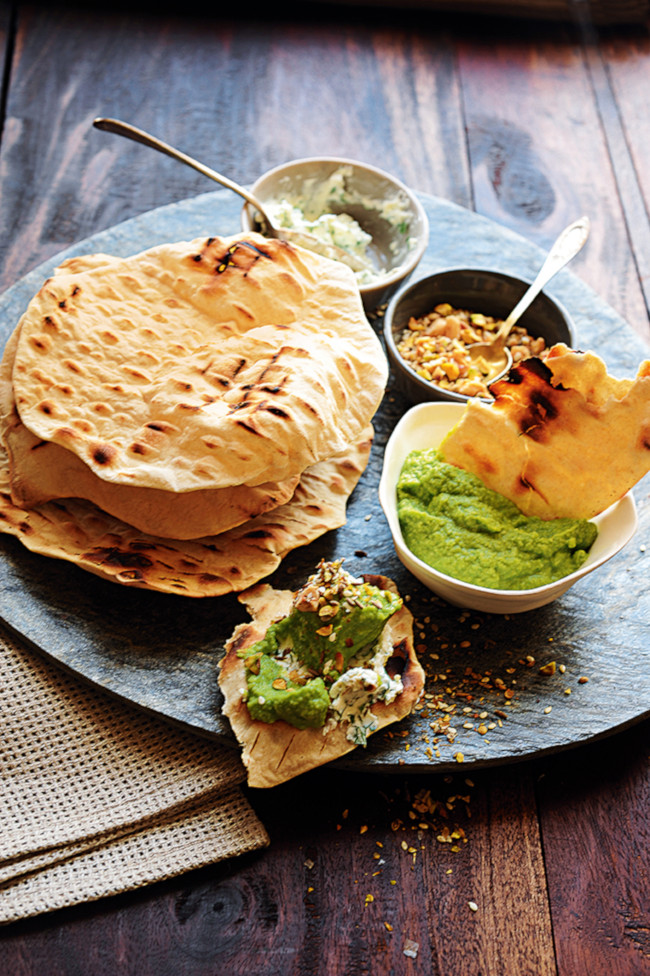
[440,344,650,520]
[219,560,425,787]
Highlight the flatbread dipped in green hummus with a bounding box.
[439,344,650,520]
[218,559,425,787]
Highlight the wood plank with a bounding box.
[596,26,650,319]
[0,2,12,96]
[455,18,650,342]
[0,766,557,975]
[0,4,469,293]
[537,719,650,976]
[0,0,13,160]
[320,1,650,25]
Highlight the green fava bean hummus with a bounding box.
[240,560,403,736]
[397,449,598,590]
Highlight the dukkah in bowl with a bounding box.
[380,343,648,613]
[240,156,429,313]
[384,268,575,404]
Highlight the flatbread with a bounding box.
[0,427,373,597]
[11,232,387,492]
[440,344,650,519]
[219,572,425,788]
[0,327,300,539]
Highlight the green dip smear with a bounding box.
[397,449,598,591]
[240,560,402,732]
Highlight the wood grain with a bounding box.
[0,767,558,975]
[455,20,650,341]
[597,28,650,320]
[1,3,650,974]
[0,5,470,290]
[538,722,650,975]
[321,0,650,25]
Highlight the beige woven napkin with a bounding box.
[0,625,269,925]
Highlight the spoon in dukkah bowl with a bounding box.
[92,117,367,272]
[467,215,591,382]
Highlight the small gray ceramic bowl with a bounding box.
[240,156,429,313]
[384,268,576,404]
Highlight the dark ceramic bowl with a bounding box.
[383,268,576,404]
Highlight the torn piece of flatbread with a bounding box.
[219,570,425,788]
[440,344,650,520]
[0,427,373,597]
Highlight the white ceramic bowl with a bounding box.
[379,402,638,613]
[240,156,429,313]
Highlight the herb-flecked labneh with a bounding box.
[218,560,425,787]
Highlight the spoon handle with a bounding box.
[92,117,273,231]
[498,215,591,336]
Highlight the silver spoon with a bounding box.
[467,215,591,382]
[92,117,367,272]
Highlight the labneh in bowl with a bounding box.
[379,402,638,614]
[384,268,576,404]
[240,156,429,313]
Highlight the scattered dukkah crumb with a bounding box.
[403,939,419,959]
[395,597,594,765]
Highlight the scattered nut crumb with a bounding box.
[403,939,419,959]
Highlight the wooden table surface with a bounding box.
[1,2,649,974]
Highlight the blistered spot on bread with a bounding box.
[90,443,117,466]
[63,359,83,374]
[264,405,290,419]
[243,528,274,540]
[145,421,178,434]
[101,330,120,344]
[235,419,261,436]
[55,426,80,441]
[29,335,53,354]
[82,546,154,569]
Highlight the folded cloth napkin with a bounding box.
[0,625,268,925]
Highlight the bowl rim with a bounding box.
[382,266,577,403]
[241,155,430,293]
[379,400,639,600]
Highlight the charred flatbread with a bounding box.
[219,561,425,788]
[0,327,300,539]
[11,232,387,492]
[440,344,650,520]
[0,428,373,596]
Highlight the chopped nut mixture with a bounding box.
[395,302,547,398]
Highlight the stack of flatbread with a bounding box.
[0,232,387,596]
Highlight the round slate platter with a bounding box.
[1,190,649,775]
